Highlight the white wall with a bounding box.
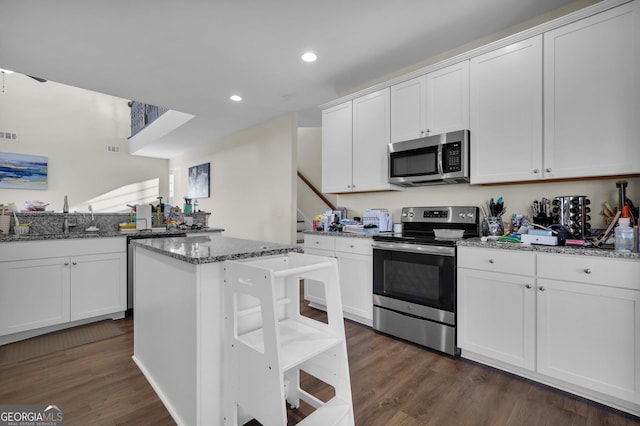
[0,73,168,212]
[169,114,298,244]
[297,127,337,223]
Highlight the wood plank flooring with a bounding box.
[1,307,639,425]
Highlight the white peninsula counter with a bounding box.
[131,234,301,426]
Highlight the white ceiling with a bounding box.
[1,0,579,158]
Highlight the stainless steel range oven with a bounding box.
[372,206,479,356]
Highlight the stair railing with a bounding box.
[297,171,336,211]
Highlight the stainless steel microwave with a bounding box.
[388,129,470,186]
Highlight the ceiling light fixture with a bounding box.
[230,95,242,102]
[301,52,317,63]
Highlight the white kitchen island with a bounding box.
[132,235,301,426]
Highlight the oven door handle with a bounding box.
[372,241,455,256]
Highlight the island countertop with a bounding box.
[131,234,302,264]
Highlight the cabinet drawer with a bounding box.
[457,246,535,276]
[537,254,640,290]
[335,237,372,256]
[303,234,335,252]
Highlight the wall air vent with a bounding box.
[0,131,18,141]
[107,145,120,153]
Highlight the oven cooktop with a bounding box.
[372,206,480,246]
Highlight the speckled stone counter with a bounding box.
[0,227,224,243]
[457,238,640,260]
[132,235,302,264]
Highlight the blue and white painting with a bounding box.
[0,152,48,190]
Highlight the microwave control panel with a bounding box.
[442,142,462,173]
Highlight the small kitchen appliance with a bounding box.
[388,130,470,186]
[371,206,480,356]
[552,196,591,239]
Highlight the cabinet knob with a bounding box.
[539,286,546,291]
[72,261,77,266]
[315,241,320,244]
[64,262,69,266]
[488,259,494,264]
[584,268,591,274]
[525,284,532,289]
[546,168,552,173]
[350,245,355,248]
[426,129,430,134]
[533,169,540,174]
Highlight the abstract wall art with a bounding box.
[188,162,210,199]
[0,152,48,190]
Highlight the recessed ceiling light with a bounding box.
[0,69,14,74]
[230,95,242,102]
[301,52,317,63]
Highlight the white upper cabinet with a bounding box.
[426,61,470,135]
[391,61,469,142]
[470,36,543,184]
[543,1,640,179]
[322,101,353,193]
[322,89,399,193]
[352,88,394,192]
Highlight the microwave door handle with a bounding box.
[437,143,444,175]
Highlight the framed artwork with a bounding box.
[0,152,48,190]
[188,162,210,198]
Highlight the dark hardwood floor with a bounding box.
[1,306,639,425]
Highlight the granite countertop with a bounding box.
[457,238,640,260]
[132,235,302,265]
[0,227,224,243]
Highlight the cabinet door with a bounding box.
[390,76,426,142]
[352,88,392,192]
[426,61,470,135]
[70,252,126,321]
[457,268,535,370]
[470,35,543,184]
[537,278,640,403]
[303,236,335,306]
[544,2,640,179]
[0,258,70,336]
[321,101,353,193]
[335,250,373,325]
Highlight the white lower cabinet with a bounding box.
[457,268,535,370]
[0,238,127,341]
[71,252,126,321]
[0,257,71,335]
[458,246,640,414]
[303,234,373,326]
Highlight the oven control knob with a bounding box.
[407,212,414,219]
[458,213,465,218]
[466,212,474,218]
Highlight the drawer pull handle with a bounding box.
[584,268,591,274]
[525,284,532,289]
[488,259,495,264]
[539,286,545,291]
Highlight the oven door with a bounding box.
[372,241,456,324]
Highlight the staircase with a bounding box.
[222,253,354,426]
[297,209,312,245]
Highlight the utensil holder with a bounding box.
[482,216,504,237]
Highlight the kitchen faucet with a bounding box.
[63,214,76,234]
